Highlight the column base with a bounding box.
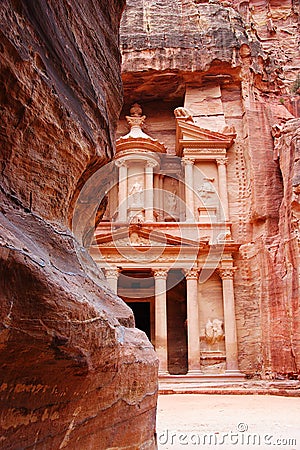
[225,369,245,380]
[158,370,170,376]
[187,369,203,376]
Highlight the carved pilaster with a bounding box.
[183,158,195,222]
[216,157,229,221]
[115,159,128,222]
[145,160,157,222]
[154,268,168,374]
[104,267,120,294]
[185,267,201,373]
[218,266,240,373]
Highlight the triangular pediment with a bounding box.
[94,225,209,249]
[175,119,236,155]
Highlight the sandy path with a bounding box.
[157,394,300,449]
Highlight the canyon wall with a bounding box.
[0,1,158,448]
[119,0,300,378]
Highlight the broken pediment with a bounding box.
[175,117,236,156]
[94,226,209,249]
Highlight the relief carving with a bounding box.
[205,319,224,345]
[198,178,215,201]
[129,182,143,206]
[167,190,178,213]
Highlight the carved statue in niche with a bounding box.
[198,178,215,201]
[205,319,224,345]
[167,190,178,213]
[129,182,143,206]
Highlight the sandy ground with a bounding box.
[156,394,300,450]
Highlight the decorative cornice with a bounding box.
[175,119,236,157]
[116,138,167,155]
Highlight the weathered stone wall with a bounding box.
[119,0,300,378]
[0,1,158,448]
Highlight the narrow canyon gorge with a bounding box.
[0,1,157,448]
[0,0,299,449]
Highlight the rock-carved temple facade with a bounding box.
[91,102,245,385]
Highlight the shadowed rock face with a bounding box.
[0,1,158,448]
[119,0,300,379]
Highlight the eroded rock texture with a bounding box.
[0,1,158,448]
[120,0,300,378]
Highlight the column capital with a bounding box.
[216,157,228,166]
[153,269,168,279]
[146,160,157,169]
[104,267,120,279]
[115,159,128,168]
[218,267,236,279]
[185,268,199,280]
[182,157,195,166]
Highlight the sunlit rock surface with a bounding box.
[0,1,158,448]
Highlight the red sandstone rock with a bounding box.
[119,0,300,379]
[0,1,158,448]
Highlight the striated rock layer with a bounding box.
[120,0,300,378]
[0,1,158,448]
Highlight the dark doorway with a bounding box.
[167,270,188,374]
[167,270,188,375]
[127,302,151,341]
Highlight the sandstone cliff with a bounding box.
[119,0,300,378]
[0,1,158,448]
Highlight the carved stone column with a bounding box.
[104,267,120,294]
[183,157,195,222]
[145,161,156,222]
[218,267,240,373]
[158,174,164,221]
[154,269,169,374]
[185,268,201,373]
[216,157,229,221]
[115,160,128,222]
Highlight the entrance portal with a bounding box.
[167,270,188,375]
[118,269,155,343]
[127,302,151,340]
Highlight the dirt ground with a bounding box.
[156,394,300,450]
